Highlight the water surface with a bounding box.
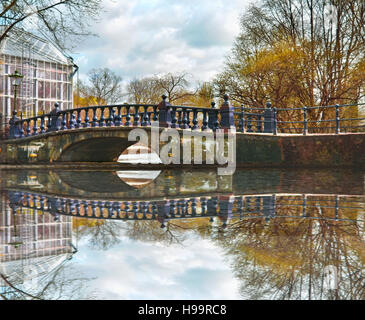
[0,168,364,300]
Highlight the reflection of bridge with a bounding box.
[7,190,365,227]
[2,95,365,167]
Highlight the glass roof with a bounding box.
[0,27,73,65]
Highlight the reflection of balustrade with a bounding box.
[7,191,364,228]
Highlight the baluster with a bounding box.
[247,115,253,132]
[246,196,251,212]
[202,110,208,131]
[124,201,130,219]
[107,107,115,126]
[45,116,51,133]
[99,107,106,127]
[32,119,38,135]
[133,106,140,126]
[302,194,307,217]
[60,198,67,213]
[180,199,187,217]
[69,200,76,215]
[192,110,199,130]
[181,110,188,129]
[169,200,176,218]
[105,201,113,217]
[82,200,89,216]
[91,201,97,217]
[125,106,131,126]
[237,196,244,218]
[76,110,82,128]
[214,110,219,131]
[238,106,245,133]
[132,201,139,216]
[151,202,157,219]
[212,197,218,215]
[61,113,67,130]
[257,115,262,132]
[140,201,148,219]
[171,107,178,128]
[39,196,45,210]
[92,107,98,127]
[68,112,76,129]
[200,197,207,215]
[26,120,31,136]
[142,106,149,126]
[83,108,90,128]
[335,104,340,134]
[40,116,45,134]
[75,200,81,215]
[186,111,191,128]
[113,202,121,218]
[303,107,308,135]
[152,106,158,122]
[114,106,122,126]
[98,201,105,217]
[19,120,24,137]
[191,198,197,216]
[273,107,277,135]
[255,197,261,214]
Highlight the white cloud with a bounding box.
[73,230,240,299]
[73,0,251,86]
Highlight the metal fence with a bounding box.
[5,95,365,139]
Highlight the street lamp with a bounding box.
[8,70,24,113]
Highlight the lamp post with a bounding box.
[8,70,24,113]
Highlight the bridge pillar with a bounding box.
[263,102,275,133]
[217,195,234,228]
[208,101,218,130]
[156,200,170,228]
[220,94,235,130]
[49,103,61,131]
[9,111,21,139]
[158,95,172,128]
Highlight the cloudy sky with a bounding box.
[72,228,241,299]
[73,0,251,87]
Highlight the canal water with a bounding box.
[0,168,364,300]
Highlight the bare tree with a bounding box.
[126,77,163,104]
[86,68,123,105]
[154,72,192,103]
[0,0,103,51]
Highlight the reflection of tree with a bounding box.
[124,220,189,245]
[67,195,365,300]
[73,218,121,250]
[0,263,97,300]
[211,200,365,300]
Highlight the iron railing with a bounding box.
[7,190,365,227]
[5,95,365,139]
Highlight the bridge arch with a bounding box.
[57,137,134,162]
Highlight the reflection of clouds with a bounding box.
[73,232,239,299]
[116,170,161,189]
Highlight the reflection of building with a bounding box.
[0,28,75,125]
[0,192,74,296]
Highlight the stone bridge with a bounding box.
[1,95,365,168]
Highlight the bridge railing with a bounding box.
[7,190,364,228]
[235,102,365,135]
[6,94,365,139]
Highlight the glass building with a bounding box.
[0,28,76,127]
